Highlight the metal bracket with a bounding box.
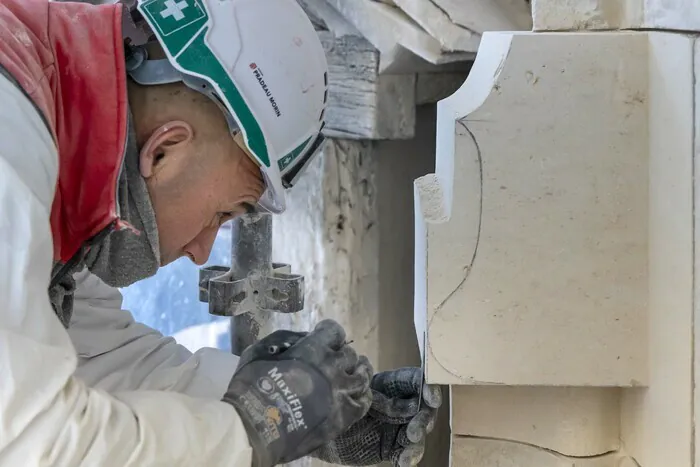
[199,213,304,354]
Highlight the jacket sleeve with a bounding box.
[68,267,240,399]
[0,73,252,466]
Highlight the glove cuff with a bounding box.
[222,358,333,466]
[226,399,274,467]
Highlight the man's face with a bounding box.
[139,122,265,266]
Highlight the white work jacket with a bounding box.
[0,66,253,466]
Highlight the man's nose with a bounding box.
[185,227,219,265]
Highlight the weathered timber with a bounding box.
[319,32,417,140]
[318,31,473,140]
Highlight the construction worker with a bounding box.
[0,0,441,465]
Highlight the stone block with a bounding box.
[416,28,698,466]
[533,0,700,32]
[450,436,631,467]
[619,31,696,467]
[451,386,620,456]
[415,31,650,387]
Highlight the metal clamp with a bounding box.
[199,213,304,354]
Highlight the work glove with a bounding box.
[310,367,443,466]
[223,320,373,467]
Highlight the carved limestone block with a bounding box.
[415,30,697,466]
[415,31,650,387]
[619,35,697,467]
[451,386,620,456]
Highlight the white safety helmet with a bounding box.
[128,0,328,213]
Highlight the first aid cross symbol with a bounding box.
[160,0,189,21]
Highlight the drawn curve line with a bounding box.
[427,119,483,381]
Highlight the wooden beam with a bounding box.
[316,31,474,139]
[318,33,475,139]
[319,32,417,140]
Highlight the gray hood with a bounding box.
[49,109,161,327]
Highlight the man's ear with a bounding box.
[139,120,194,178]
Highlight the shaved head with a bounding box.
[128,80,230,150]
[126,74,264,265]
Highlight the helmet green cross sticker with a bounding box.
[142,0,206,37]
[140,0,209,58]
[139,0,271,170]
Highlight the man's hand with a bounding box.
[222,320,373,467]
[310,367,442,467]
